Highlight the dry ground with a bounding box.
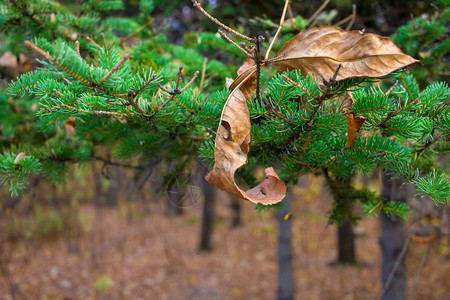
[0,180,449,300]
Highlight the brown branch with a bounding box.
[217,29,252,56]
[307,0,330,25]
[192,0,252,41]
[86,36,102,50]
[379,97,420,128]
[122,18,154,45]
[345,4,357,31]
[157,67,200,111]
[75,41,81,57]
[98,53,130,85]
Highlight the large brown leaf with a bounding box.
[205,78,286,205]
[271,26,419,81]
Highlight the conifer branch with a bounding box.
[379,97,420,128]
[281,75,320,101]
[126,88,147,115]
[157,67,200,112]
[99,53,130,85]
[191,0,253,41]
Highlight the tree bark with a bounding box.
[337,217,356,264]
[276,189,294,300]
[379,171,408,300]
[198,165,216,251]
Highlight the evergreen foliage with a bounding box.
[1,0,448,224]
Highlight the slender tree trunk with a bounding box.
[230,196,242,228]
[379,171,407,300]
[337,217,356,264]
[198,165,216,251]
[277,189,294,300]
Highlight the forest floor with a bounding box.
[0,176,449,300]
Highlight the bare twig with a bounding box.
[379,97,420,128]
[217,29,252,56]
[386,80,398,95]
[307,0,330,25]
[126,88,147,115]
[157,67,199,111]
[101,33,109,62]
[75,41,81,57]
[122,18,154,45]
[265,0,290,60]
[86,36,102,50]
[345,4,357,31]
[98,53,130,85]
[200,58,207,92]
[192,0,252,41]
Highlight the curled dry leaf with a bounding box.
[230,56,257,101]
[206,78,286,205]
[14,152,26,164]
[343,97,365,148]
[271,26,419,81]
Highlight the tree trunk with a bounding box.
[379,171,408,300]
[198,165,216,251]
[230,196,242,228]
[276,189,294,300]
[337,217,356,264]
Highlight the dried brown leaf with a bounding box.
[229,65,257,101]
[206,80,286,205]
[271,26,419,81]
[345,112,365,148]
[14,152,26,164]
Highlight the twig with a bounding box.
[101,33,109,62]
[126,88,147,115]
[287,2,296,29]
[122,18,154,45]
[200,57,207,92]
[217,29,252,56]
[265,0,290,60]
[157,67,199,111]
[379,238,410,300]
[263,94,296,127]
[333,14,353,27]
[75,41,81,57]
[307,0,330,25]
[192,0,252,41]
[379,97,420,128]
[282,74,320,101]
[86,36,102,50]
[98,53,130,85]
[345,4,357,31]
[386,80,398,95]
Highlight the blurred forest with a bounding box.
[0,0,449,299]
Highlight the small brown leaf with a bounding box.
[271,26,419,81]
[236,55,257,101]
[346,113,365,148]
[14,152,26,164]
[206,81,286,205]
[229,65,257,101]
[64,117,76,135]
